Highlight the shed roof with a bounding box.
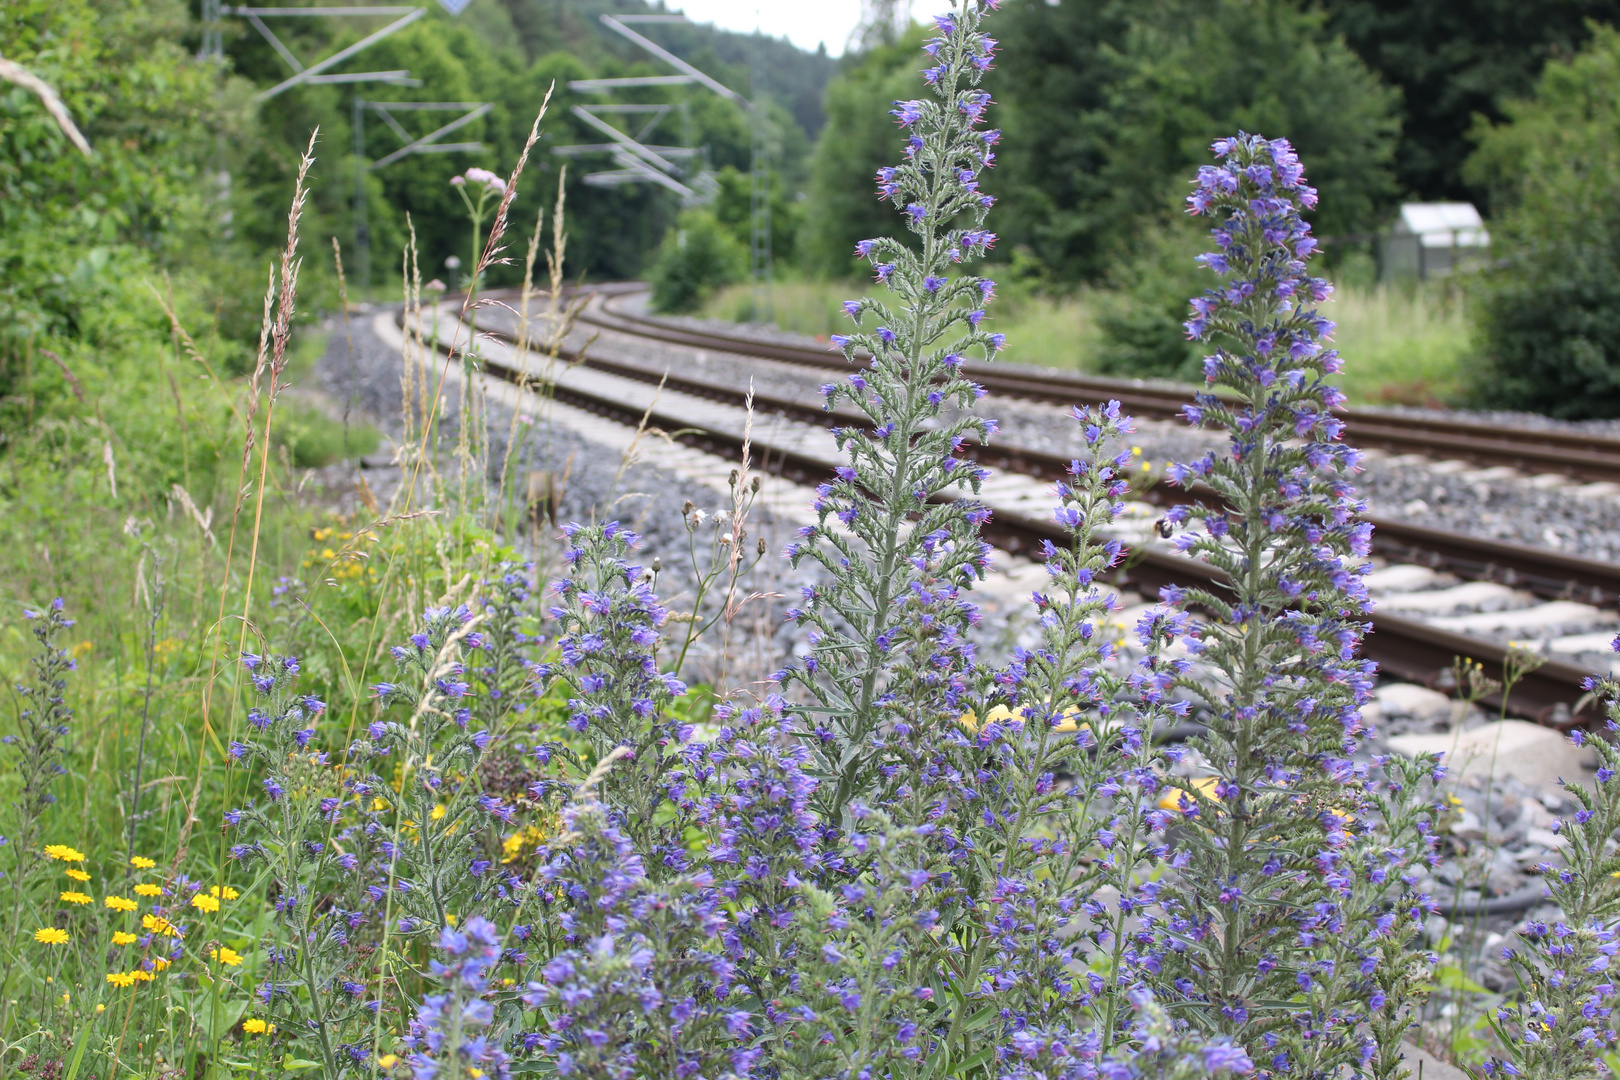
[1394,202,1489,247]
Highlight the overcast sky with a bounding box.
[668,0,901,57]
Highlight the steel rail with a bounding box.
[566,288,1620,484]
[417,302,1613,726]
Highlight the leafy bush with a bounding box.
[272,399,380,468]
[986,0,1400,282]
[1466,25,1620,418]
[1093,221,1210,380]
[648,208,749,313]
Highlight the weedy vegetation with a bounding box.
[5,3,1620,1080]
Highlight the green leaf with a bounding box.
[1434,963,1489,995]
[949,1045,996,1076]
[281,1056,324,1072]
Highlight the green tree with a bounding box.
[648,208,747,313]
[798,28,929,278]
[1,0,230,398]
[982,0,1135,282]
[1091,219,1210,380]
[710,164,803,266]
[984,0,1399,283]
[1466,24,1620,417]
[1319,0,1620,206]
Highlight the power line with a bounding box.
[352,99,492,289]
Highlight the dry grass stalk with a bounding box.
[0,54,92,156]
[181,128,317,851]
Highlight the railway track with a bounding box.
[576,289,1620,486]
[416,291,1620,725]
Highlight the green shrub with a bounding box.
[1093,221,1208,381]
[648,209,749,314]
[273,398,380,468]
[1466,25,1620,418]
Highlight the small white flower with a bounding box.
[463,167,507,194]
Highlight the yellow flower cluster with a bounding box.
[1157,777,1221,811]
[106,967,158,988]
[44,845,85,862]
[956,704,1088,735]
[33,928,68,945]
[303,525,380,581]
[142,913,182,939]
[130,856,156,869]
[105,895,137,912]
[242,1018,275,1034]
[501,824,550,864]
[59,891,92,906]
[211,947,243,967]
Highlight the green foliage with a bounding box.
[272,399,379,469]
[977,0,1134,283]
[648,208,748,313]
[217,5,827,290]
[1466,25,1620,418]
[1093,221,1209,380]
[1319,0,1620,205]
[798,28,929,277]
[710,164,804,266]
[0,0,230,398]
[981,0,1400,281]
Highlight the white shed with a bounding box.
[1382,202,1490,279]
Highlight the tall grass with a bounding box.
[1325,281,1474,406]
[703,275,1474,405]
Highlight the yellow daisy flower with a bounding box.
[209,885,240,901]
[59,891,92,906]
[33,928,69,945]
[1158,777,1222,812]
[64,868,90,882]
[190,894,220,914]
[106,972,136,988]
[44,845,86,863]
[133,883,163,897]
[242,1018,275,1034]
[141,913,181,938]
[130,856,156,869]
[151,957,171,972]
[130,969,155,983]
[105,895,137,912]
[211,947,243,967]
[111,932,137,945]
